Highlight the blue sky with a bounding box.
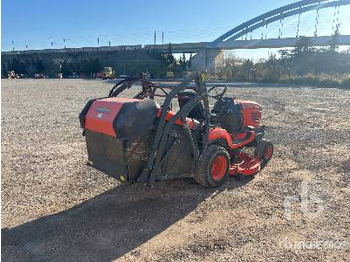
[2,0,350,58]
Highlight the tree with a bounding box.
[181,52,187,70]
[54,58,73,77]
[35,58,45,74]
[2,62,7,77]
[188,53,192,68]
[291,37,315,75]
[217,53,236,79]
[293,36,315,57]
[54,58,65,74]
[164,43,175,65]
[329,24,340,51]
[8,57,27,74]
[90,58,101,73]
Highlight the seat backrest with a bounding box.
[178,91,205,120]
[212,98,242,133]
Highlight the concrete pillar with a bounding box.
[190,48,224,75]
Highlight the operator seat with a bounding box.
[178,91,205,120]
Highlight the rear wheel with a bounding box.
[254,139,274,168]
[195,145,230,188]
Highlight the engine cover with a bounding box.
[236,100,262,128]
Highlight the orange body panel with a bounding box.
[209,127,233,146]
[85,97,141,137]
[208,127,256,149]
[236,99,262,128]
[157,109,196,129]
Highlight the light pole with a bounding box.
[154,30,156,46]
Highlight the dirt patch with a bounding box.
[1,79,349,261]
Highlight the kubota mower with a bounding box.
[79,71,273,187]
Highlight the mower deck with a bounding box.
[230,152,262,176]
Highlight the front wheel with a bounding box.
[194,145,230,188]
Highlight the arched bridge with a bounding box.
[211,0,350,48]
[187,0,350,72]
[148,0,350,53]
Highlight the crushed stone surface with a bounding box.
[1,79,349,261]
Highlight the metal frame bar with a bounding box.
[134,72,210,184]
[108,71,210,184]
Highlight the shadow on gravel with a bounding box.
[2,177,252,262]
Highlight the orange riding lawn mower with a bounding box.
[79,71,273,188]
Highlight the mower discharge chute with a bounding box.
[79,72,273,187]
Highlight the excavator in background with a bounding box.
[7,71,19,79]
[98,66,116,79]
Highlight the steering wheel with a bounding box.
[207,85,228,99]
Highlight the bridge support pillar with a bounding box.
[191,48,224,75]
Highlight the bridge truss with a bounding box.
[211,0,350,48]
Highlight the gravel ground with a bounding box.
[1,79,349,261]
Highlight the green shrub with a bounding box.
[340,78,350,88]
[319,79,340,88]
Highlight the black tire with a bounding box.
[194,145,230,188]
[254,139,274,168]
